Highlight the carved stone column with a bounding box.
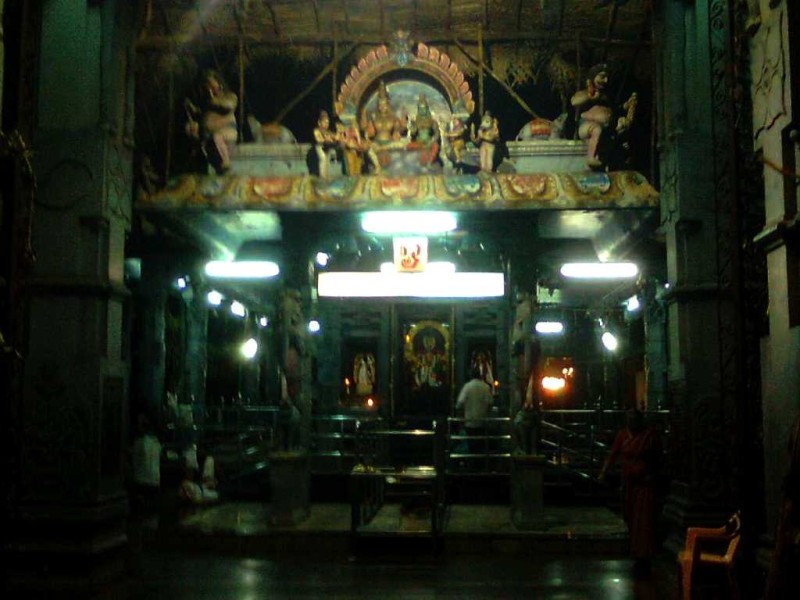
[7,1,137,593]
[655,0,748,546]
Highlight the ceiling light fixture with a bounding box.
[560,262,639,279]
[205,260,280,279]
[361,211,457,235]
[535,321,564,335]
[317,271,504,298]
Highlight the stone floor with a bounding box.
[111,501,681,600]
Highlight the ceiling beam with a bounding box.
[311,0,321,33]
[136,31,650,51]
[263,0,281,38]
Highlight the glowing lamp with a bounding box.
[541,376,566,392]
[205,260,280,279]
[240,338,258,359]
[361,211,457,234]
[560,262,639,279]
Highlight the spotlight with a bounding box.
[258,316,269,328]
[207,290,224,306]
[308,319,321,334]
[601,331,619,352]
[625,295,641,312]
[315,252,330,267]
[230,301,246,318]
[240,338,259,359]
[176,277,188,290]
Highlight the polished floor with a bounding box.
[116,501,680,600]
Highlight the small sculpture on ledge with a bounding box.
[569,63,637,171]
[407,94,440,167]
[442,115,468,170]
[184,69,238,174]
[471,111,500,172]
[362,81,406,173]
[313,110,340,179]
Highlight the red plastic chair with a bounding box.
[677,510,741,600]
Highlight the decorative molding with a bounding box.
[334,42,475,121]
[137,171,658,211]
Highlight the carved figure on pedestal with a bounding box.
[313,110,340,179]
[408,94,440,167]
[471,111,500,172]
[184,70,238,174]
[362,81,405,173]
[442,115,468,169]
[569,63,637,171]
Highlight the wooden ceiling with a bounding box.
[138,0,652,49]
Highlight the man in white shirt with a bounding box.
[456,367,494,453]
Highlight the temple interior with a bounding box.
[1,1,799,598]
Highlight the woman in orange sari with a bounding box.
[599,409,663,568]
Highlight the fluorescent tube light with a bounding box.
[317,272,504,298]
[380,261,456,274]
[535,321,564,334]
[205,260,280,279]
[361,211,457,234]
[560,262,639,279]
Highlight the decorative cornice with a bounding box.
[136,171,659,212]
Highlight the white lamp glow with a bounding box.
[317,272,504,298]
[230,301,246,318]
[535,321,564,335]
[361,211,457,234]
[315,252,330,267]
[625,295,641,312]
[207,290,224,306]
[205,260,280,279]
[541,376,567,392]
[258,316,269,328]
[601,331,619,351]
[176,277,187,290]
[308,319,321,334]
[560,262,639,279]
[240,338,259,359]
[380,261,456,274]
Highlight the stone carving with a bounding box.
[751,9,787,143]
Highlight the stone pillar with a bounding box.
[750,1,800,544]
[655,0,748,545]
[7,1,137,592]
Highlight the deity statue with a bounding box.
[470,111,500,172]
[442,115,468,168]
[362,81,405,173]
[408,94,440,167]
[313,110,340,179]
[336,119,369,176]
[569,63,637,170]
[414,333,444,389]
[184,69,238,174]
[353,353,376,396]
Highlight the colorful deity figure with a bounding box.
[470,111,500,172]
[313,110,340,179]
[414,334,445,389]
[353,352,376,396]
[408,94,440,167]
[442,115,468,168]
[570,63,637,170]
[184,69,238,174]
[362,81,405,173]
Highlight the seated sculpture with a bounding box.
[362,81,406,173]
[184,69,238,174]
[407,94,440,167]
[569,63,637,170]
